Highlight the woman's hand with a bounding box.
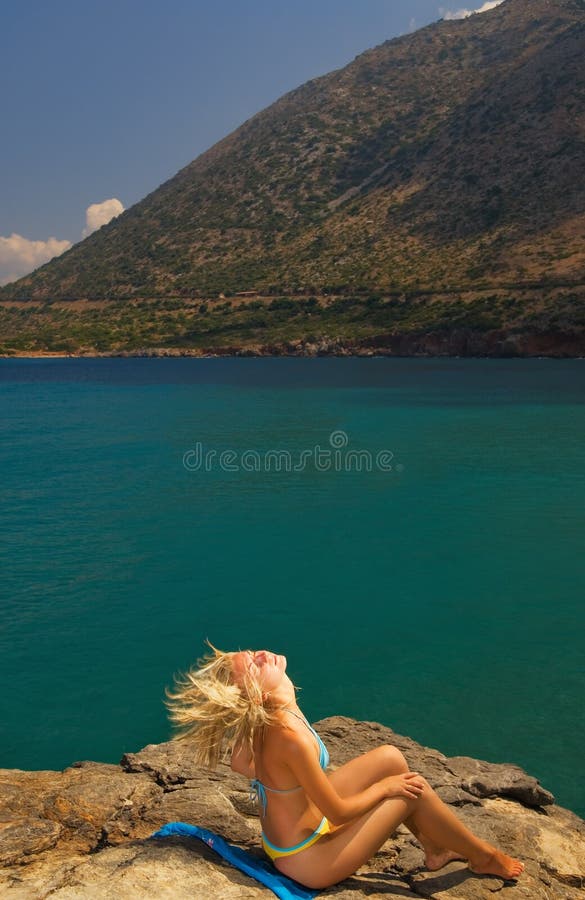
[382,771,425,800]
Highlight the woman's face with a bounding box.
[231,649,287,695]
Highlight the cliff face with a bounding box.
[1,717,584,898]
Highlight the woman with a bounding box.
[165,645,524,890]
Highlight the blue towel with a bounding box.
[149,822,319,900]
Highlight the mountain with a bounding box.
[1,0,585,356]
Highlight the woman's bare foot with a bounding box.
[424,848,466,871]
[469,847,524,879]
[414,832,465,871]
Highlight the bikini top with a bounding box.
[250,708,330,817]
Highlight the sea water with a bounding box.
[1,357,583,818]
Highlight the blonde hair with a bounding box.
[164,642,281,769]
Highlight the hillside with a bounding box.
[1,0,585,355]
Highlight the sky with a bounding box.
[0,0,504,284]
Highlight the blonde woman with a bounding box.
[165,645,524,890]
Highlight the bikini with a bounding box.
[249,707,332,861]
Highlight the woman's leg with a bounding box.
[328,745,463,869]
[275,792,419,888]
[276,746,523,889]
[405,776,523,879]
[339,749,523,879]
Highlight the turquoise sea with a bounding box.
[1,358,584,818]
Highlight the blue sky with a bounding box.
[0,0,502,283]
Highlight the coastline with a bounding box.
[1,326,585,359]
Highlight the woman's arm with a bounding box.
[230,741,256,778]
[283,731,423,826]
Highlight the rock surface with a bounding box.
[0,717,583,898]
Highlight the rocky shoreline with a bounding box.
[1,328,585,360]
[1,717,583,898]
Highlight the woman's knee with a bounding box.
[376,744,409,774]
[410,774,433,803]
[417,776,433,796]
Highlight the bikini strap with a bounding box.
[282,707,313,730]
[249,778,301,816]
[249,779,268,816]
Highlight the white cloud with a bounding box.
[0,196,125,285]
[82,197,124,237]
[0,233,72,286]
[439,0,504,20]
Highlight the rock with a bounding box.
[217,327,585,359]
[0,819,62,866]
[0,717,583,898]
[445,756,555,807]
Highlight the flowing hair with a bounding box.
[164,642,281,769]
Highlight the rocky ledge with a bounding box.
[1,717,583,899]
